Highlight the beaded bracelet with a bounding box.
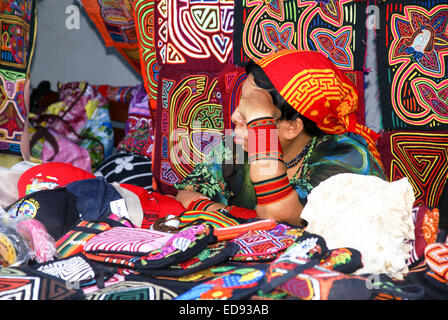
[186,198,214,211]
[253,173,294,206]
[246,117,284,164]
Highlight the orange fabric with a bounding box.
[81,0,141,73]
[214,218,277,241]
[256,49,382,166]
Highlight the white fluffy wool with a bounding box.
[301,173,415,279]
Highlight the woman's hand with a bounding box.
[237,74,280,123]
[175,190,210,209]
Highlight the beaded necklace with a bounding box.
[284,139,312,169]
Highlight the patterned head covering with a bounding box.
[256,49,382,165]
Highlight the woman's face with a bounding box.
[231,74,258,151]
[231,74,282,152]
[231,106,249,151]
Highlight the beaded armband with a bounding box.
[246,117,283,164]
[253,173,294,206]
[187,198,215,211]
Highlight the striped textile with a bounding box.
[84,252,137,269]
[36,254,96,284]
[179,210,240,229]
[253,173,294,206]
[247,117,284,164]
[55,221,113,258]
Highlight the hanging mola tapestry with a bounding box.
[377,130,448,208]
[81,0,142,73]
[0,0,37,156]
[152,68,224,195]
[233,0,367,70]
[154,0,235,71]
[377,0,448,130]
[134,0,159,118]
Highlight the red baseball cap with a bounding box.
[120,184,186,229]
[18,162,95,198]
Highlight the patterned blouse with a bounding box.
[174,132,386,209]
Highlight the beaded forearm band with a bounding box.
[247,117,284,164]
[187,198,215,211]
[253,173,294,206]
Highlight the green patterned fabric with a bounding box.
[175,132,386,208]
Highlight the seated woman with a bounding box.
[175,50,385,226]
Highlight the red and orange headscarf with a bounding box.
[256,49,382,167]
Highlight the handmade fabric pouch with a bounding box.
[257,232,329,295]
[214,218,277,241]
[279,265,374,300]
[33,253,114,290]
[425,270,448,294]
[55,213,134,259]
[81,273,126,295]
[319,247,363,274]
[116,84,155,159]
[125,265,242,295]
[425,242,448,285]
[0,265,85,300]
[178,210,244,230]
[175,264,269,300]
[133,223,217,271]
[140,241,240,277]
[85,280,178,300]
[229,223,305,262]
[83,227,174,256]
[407,206,440,267]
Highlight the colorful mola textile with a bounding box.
[81,0,141,73]
[152,68,225,195]
[134,0,159,106]
[0,266,85,300]
[377,130,448,208]
[0,0,37,156]
[344,70,366,126]
[377,0,448,130]
[85,281,178,300]
[233,0,367,70]
[217,63,247,131]
[153,0,234,71]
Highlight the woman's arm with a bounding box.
[175,190,226,211]
[248,129,304,226]
[237,77,304,225]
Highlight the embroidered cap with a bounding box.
[17,162,95,198]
